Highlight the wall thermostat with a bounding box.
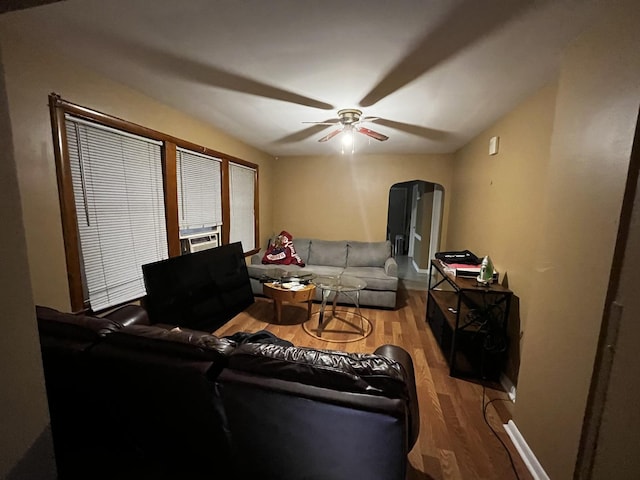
[489,136,500,155]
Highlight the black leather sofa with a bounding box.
[36,304,420,480]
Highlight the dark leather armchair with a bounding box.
[89,324,236,478]
[218,342,420,480]
[36,304,151,479]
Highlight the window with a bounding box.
[229,162,257,252]
[50,93,259,312]
[176,148,222,235]
[66,116,168,311]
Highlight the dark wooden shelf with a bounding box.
[426,259,513,381]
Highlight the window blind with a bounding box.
[229,162,256,252]
[176,148,222,232]
[66,116,168,311]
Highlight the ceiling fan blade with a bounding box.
[359,116,379,123]
[318,128,343,142]
[356,126,388,142]
[302,119,339,126]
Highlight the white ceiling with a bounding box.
[2,0,602,156]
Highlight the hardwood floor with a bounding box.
[213,287,532,480]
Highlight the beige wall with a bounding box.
[513,2,640,478]
[268,154,453,247]
[0,31,275,311]
[0,47,56,478]
[450,81,557,328]
[450,5,640,475]
[448,81,558,385]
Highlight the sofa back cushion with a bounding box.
[218,369,408,480]
[347,240,392,267]
[89,324,234,472]
[292,237,311,264]
[36,305,122,350]
[36,306,127,474]
[102,324,235,366]
[307,240,348,267]
[227,343,409,400]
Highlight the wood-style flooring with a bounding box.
[214,287,533,480]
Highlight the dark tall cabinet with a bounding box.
[426,259,512,381]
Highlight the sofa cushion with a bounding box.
[103,304,150,327]
[347,241,391,267]
[294,264,344,278]
[89,326,234,471]
[36,305,122,343]
[227,343,409,400]
[103,324,236,362]
[308,240,348,267]
[292,238,312,264]
[343,266,398,291]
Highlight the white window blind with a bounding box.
[176,148,222,232]
[66,116,168,311]
[229,162,256,252]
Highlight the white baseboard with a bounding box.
[503,420,550,480]
[500,373,517,402]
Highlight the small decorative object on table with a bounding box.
[476,255,495,286]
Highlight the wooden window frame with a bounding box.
[49,93,260,312]
[228,160,260,253]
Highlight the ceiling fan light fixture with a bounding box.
[341,126,355,154]
[337,108,362,125]
[342,129,354,146]
[306,108,388,146]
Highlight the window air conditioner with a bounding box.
[187,234,219,253]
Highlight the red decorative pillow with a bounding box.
[261,231,305,266]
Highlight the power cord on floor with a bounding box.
[482,385,521,480]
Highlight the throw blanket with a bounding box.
[261,230,305,266]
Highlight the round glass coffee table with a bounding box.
[304,274,372,341]
[260,268,316,285]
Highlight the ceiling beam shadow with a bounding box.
[371,118,450,141]
[359,0,537,107]
[273,122,337,144]
[88,31,334,110]
[0,0,65,14]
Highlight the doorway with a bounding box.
[575,108,640,479]
[387,180,444,289]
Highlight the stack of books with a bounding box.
[437,260,499,282]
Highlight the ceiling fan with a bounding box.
[303,108,389,145]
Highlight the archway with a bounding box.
[386,180,444,283]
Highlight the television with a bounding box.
[142,242,254,331]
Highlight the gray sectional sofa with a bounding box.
[248,238,398,308]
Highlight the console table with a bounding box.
[426,259,512,380]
